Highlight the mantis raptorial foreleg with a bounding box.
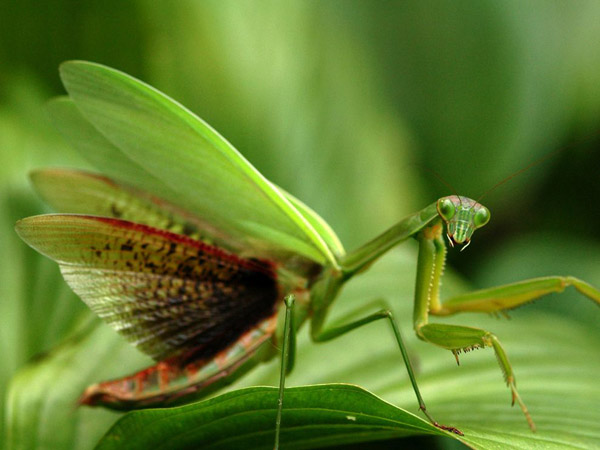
[418,323,535,431]
[412,220,600,432]
[411,223,541,430]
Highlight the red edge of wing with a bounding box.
[85,215,278,278]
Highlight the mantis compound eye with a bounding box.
[437,198,456,222]
[473,206,491,228]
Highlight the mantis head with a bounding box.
[436,196,490,251]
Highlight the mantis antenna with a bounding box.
[476,132,600,204]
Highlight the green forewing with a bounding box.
[30,169,249,254]
[15,214,279,361]
[46,97,162,194]
[278,188,344,260]
[47,98,344,265]
[30,169,181,229]
[58,61,340,266]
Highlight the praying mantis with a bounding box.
[15,61,600,448]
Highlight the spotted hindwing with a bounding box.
[15,214,280,362]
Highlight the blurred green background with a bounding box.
[1,1,600,449]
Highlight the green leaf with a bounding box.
[57,61,338,266]
[95,385,444,450]
[5,323,150,450]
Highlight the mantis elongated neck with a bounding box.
[340,201,440,279]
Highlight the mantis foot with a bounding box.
[420,405,464,436]
[433,421,464,436]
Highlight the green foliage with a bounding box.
[2,2,600,449]
[95,385,446,449]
